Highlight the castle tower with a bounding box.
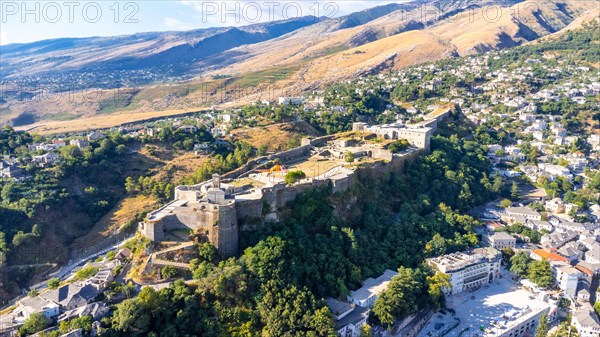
[352,122,367,131]
[215,203,238,257]
[207,188,226,205]
[202,202,239,257]
[212,173,221,189]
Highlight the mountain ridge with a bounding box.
[1,0,598,132]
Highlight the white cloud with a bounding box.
[0,31,10,45]
[177,0,397,27]
[164,17,195,30]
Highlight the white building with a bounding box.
[70,139,90,149]
[572,303,600,337]
[585,244,600,264]
[552,262,582,298]
[427,247,502,295]
[87,131,105,141]
[347,269,397,308]
[365,123,432,150]
[16,296,60,320]
[537,163,573,181]
[545,198,565,213]
[278,96,305,105]
[32,152,60,166]
[526,219,554,232]
[504,207,542,221]
[326,298,370,337]
[484,231,516,250]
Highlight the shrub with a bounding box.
[387,139,410,153]
[106,251,117,261]
[74,266,98,281]
[284,170,306,185]
[344,152,355,163]
[18,313,47,336]
[48,278,60,290]
[500,198,512,208]
[161,266,177,279]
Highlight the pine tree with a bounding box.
[528,259,554,288]
[535,312,548,337]
[510,251,531,277]
[125,176,137,194]
[511,181,520,200]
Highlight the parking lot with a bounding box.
[417,270,550,337]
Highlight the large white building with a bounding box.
[537,163,573,181]
[504,207,542,221]
[484,231,516,250]
[484,305,550,337]
[418,271,555,337]
[552,262,583,298]
[347,269,397,308]
[427,248,502,295]
[353,122,432,150]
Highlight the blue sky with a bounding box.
[0,1,401,45]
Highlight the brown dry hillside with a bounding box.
[270,0,598,83]
[209,0,597,77]
[69,146,211,257]
[5,0,599,134]
[70,195,160,255]
[229,121,322,152]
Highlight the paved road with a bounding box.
[0,234,135,315]
[29,233,135,292]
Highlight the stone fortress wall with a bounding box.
[139,108,453,257]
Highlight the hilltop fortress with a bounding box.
[139,108,451,257]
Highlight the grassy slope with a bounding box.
[228,121,322,152]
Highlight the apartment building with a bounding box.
[427,247,502,295]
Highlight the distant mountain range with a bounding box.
[0,0,519,82]
[0,0,598,131]
[0,16,324,84]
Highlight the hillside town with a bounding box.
[0,16,598,337]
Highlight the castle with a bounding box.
[139,108,451,257]
[139,174,240,257]
[139,165,356,257]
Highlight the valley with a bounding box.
[1,0,598,133]
[0,2,599,337]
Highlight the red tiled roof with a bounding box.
[575,264,593,276]
[532,249,569,263]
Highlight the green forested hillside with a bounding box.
[99,113,505,336]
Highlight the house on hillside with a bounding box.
[347,270,397,308]
[87,131,105,141]
[572,303,600,337]
[32,152,60,166]
[40,284,99,311]
[70,139,90,149]
[502,207,542,222]
[178,125,198,133]
[0,164,28,181]
[58,302,109,322]
[484,231,516,250]
[87,269,113,291]
[16,296,60,320]
[326,297,370,337]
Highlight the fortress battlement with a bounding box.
[140,109,451,257]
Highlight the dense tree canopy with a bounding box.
[100,117,499,335]
[509,251,531,278]
[528,259,554,288]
